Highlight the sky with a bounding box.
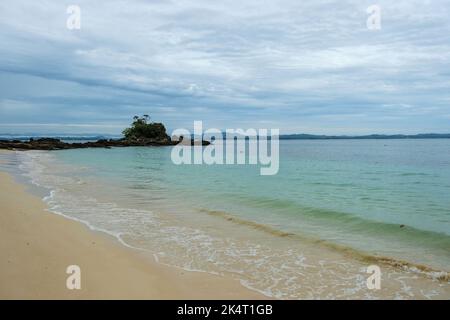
[0,0,449,135]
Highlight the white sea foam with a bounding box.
[14,150,450,299]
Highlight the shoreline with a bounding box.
[202,209,450,281]
[2,149,449,299]
[0,167,266,299]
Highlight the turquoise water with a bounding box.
[55,139,450,265]
[6,139,450,298]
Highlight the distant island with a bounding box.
[279,133,450,140]
[209,132,450,140]
[1,116,449,151]
[0,115,208,151]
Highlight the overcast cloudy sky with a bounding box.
[0,0,449,134]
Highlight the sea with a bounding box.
[1,139,449,299]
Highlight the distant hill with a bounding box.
[0,134,121,141]
[198,132,450,140]
[279,133,450,140]
[0,133,122,141]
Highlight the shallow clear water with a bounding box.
[3,139,450,299]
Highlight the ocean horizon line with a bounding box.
[1,132,450,141]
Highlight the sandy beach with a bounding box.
[2,148,449,300]
[0,165,264,299]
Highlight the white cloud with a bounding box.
[0,0,449,134]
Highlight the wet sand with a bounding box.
[0,168,265,299]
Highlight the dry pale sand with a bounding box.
[0,169,265,299]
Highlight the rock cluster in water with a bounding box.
[0,137,209,151]
[0,115,210,150]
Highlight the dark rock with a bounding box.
[0,137,210,151]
